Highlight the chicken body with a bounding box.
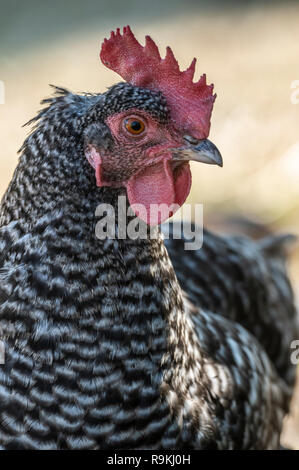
[165,224,298,388]
[0,86,297,449]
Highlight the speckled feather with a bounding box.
[0,85,297,449]
[164,224,298,388]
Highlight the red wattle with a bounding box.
[126,158,191,225]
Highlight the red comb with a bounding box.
[100,26,216,139]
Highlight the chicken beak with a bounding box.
[172,136,223,167]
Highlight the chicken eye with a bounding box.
[124,118,145,135]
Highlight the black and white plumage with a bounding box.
[0,82,297,450]
[165,225,298,389]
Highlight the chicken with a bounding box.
[0,26,297,450]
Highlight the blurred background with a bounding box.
[0,0,298,448]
